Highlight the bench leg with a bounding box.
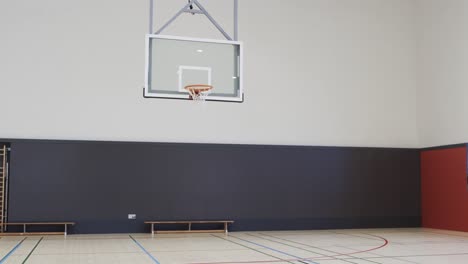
[224,223,228,235]
[23,224,26,234]
[151,223,154,237]
[65,224,67,237]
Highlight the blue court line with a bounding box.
[129,235,160,264]
[229,235,319,264]
[0,237,27,263]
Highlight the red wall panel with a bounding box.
[421,146,468,231]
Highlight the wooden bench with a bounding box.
[0,222,75,236]
[145,220,234,235]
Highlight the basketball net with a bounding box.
[185,84,213,101]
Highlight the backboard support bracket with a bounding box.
[149,0,238,41]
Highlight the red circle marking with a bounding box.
[186,233,389,264]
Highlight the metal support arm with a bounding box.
[149,0,238,41]
[155,1,194,35]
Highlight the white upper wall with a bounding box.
[416,0,468,148]
[0,0,419,147]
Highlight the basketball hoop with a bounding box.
[185,84,213,101]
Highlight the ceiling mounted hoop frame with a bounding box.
[149,0,238,41]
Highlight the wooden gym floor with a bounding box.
[0,228,468,263]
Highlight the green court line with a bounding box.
[211,235,296,264]
[22,237,43,264]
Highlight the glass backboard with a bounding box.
[144,35,243,102]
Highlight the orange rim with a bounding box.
[184,84,213,93]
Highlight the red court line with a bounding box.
[187,233,389,264]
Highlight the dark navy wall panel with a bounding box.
[7,140,420,234]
